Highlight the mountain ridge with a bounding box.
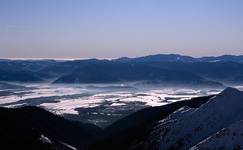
[0,54,243,85]
[115,54,243,63]
[142,87,243,150]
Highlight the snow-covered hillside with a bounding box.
[146,87,243,150]
[191,120,243,150]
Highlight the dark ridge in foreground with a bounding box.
[0,106,102,150]
[0,94,213,150]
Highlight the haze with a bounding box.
[0,0,243,58]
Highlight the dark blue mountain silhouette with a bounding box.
[1,54,243,84]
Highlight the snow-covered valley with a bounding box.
[0,82,222,127]
[2,82,243,149]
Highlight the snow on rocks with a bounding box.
[147,87,243,150]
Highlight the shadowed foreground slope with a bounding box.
[0,106,102,150]
[0,95,213,150]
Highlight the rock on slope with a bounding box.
[145,87,243,150]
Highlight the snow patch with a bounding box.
[39,134,52,144]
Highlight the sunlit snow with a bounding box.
[0,83,225,115]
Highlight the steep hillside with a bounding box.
[143,87,243,150]
[92,95,213,150]
[191,120,243,150]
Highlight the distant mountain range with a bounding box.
[1,54,243,86]
[116,54,243,63]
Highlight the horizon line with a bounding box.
[0,53,243,61]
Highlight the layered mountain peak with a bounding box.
[219,87,242,96]
[145,88,243,150]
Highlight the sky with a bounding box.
[0,0,243,59]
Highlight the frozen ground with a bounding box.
[0,82,225,127]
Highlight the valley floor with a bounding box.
[0,82,222,127]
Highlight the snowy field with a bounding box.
[0,82,235,127]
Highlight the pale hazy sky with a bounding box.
[0,0,243,58]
